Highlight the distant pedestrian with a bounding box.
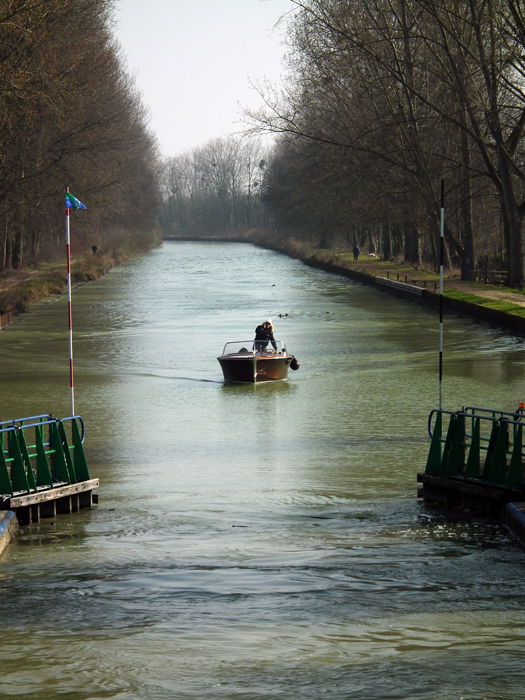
[352,245,360,261]
[91,245,97,255]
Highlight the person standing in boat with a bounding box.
[254,318,277,352]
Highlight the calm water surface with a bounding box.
[1,242,525,699]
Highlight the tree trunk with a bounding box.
[12,221,24,269]
[382,222,393,260]
[405,226,421,264]
[459,120,475,281]
[391,224,403,256]
[31,229,39,265]
[508,214,524,286]
[502,197,524,287]
[369,227,376,254]
[2,217,7,271]
[429,224,437,269]
[498,154,524,286]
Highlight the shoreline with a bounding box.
[300,254,525,337]
[0,238,161,328]
[164,235,525,337]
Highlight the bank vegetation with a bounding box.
[160,136,272,239]
[160,1,525,288]
[0,0,160,285]
[248,0,525,287]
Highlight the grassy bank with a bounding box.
[163,231,525,327]
[0,231,161,316]
[250,229,443,283]
[444,290,525,317]
[248,229,525,317]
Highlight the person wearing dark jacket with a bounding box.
[254,319,277,352]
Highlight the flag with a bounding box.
[65,192,86,209]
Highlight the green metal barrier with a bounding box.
[0,415,89,497]
[426,406,525,490]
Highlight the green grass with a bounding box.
[444,290,525,317]
[251,232,525,321]
[325,251,443,279]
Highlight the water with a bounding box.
[1,241,525,699]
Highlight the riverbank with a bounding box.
[302,253,525,336]
[165,232,525,335]
[0,233,161,320]
[245,232,525,336]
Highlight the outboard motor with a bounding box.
[290,356,300,371]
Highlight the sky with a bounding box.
[114,0,296,158]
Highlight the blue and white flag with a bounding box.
[65,192,86,209]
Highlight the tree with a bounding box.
[246,0,514,278]
[159,136,270,238]
[412,0,525,284]
[0,0,160,268]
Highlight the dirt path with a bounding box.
[323,253,525,310]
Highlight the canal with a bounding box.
[1,241,525,699]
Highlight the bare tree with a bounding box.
[159,136,270,238]
[246,0,509,276]
[0,0,160,268]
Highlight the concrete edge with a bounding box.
[0,510,17,556]
[375,276,424,297]
[283,249,525,335]
[165,239,525,337]
[504,502,525,548]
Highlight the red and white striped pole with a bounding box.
[439,179,444,411]
[65,186,75,417]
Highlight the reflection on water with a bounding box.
[1,242,525,699]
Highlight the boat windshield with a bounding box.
[221,340,287,356]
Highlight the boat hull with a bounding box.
[218,354,292,383]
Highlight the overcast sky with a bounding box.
[114,0,295,158]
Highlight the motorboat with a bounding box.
[218,340,299,383]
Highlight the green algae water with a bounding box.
[1,241,525,699]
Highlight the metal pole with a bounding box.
[439,179,444,411]
[65,187,75,417]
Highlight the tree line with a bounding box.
[0,0,160,270]
[241,0,525,284]
[160,136,271,239]
[154,1,525,286]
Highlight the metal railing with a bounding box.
[426,406,525,489]
[0,415,89,497]
[220,340,288,356]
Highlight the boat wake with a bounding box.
[134,371,223,384]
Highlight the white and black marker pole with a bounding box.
[439,179,444,411]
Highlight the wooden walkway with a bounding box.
[1,479,99,526]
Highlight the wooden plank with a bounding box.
[417,473,520,501]
[5,479,99,508]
